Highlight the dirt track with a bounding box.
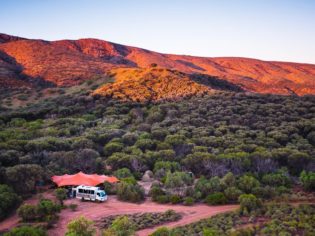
[0,192,238,236]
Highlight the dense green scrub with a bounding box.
[152,203,315,236]
[0,93,314,206]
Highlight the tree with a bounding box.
[262,168,292,187]
[164,172,193,189]
[104,141,123,156]
[65,216,96,236]
[116,181,145,202]
[205,192,227,205]
[103,216,135,236]
[238,175,260,194]
[238,194,262,215]
[54,188,67,206]
[17,204,38,222]
[224,187,243,202]
[114,168,133,179]
[4,226,47,236]
[0,184,20,220]
[300,171,315,191]
[5,164,44,195]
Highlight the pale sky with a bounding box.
[1,0,315,64]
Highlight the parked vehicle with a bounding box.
[72,185,107,202]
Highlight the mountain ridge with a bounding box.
[0,33,315,96]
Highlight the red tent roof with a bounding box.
[51,172,119,187]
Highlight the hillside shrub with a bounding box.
[205,192,227,205]
[116,182,145,203]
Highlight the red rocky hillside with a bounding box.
[0,33,315,96]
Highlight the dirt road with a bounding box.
[0,192,238,236]
[49,197,238,236]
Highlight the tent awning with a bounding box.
[51,172,119,187]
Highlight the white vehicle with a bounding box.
[73,185,107,202]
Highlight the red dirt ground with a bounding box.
[0,191,238,236]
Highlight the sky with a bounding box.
[1,0,315,64]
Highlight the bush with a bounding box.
[54,188,67,206]
[183,197,195,206]
[116,182,145,203]
[17,204,38,222]
[103,182,117,195]
[262,168,292,187]
[164,171,193,189]
[238,175,260,194]
[0,184,21,220]
[17,199,60,223]
[300,171,315,191]
[114,168,133,179]
[170,195,182,204]
[155,195,170,204]
[103,216,135,236]
[66,216,96,236]
[238,194,262,215]
[4,226,47,236]
[149,186,165,201]
[224,187,243,202]
[149,227,171,236]
[205,192,227,205]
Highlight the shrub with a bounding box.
[300,171,315,191]
[224,187,243,202]
[114,168,133,179]
[0,184,21,220]
[17,199,60,223]
[103,216,135,236]
[65,216,96,236]
[103,141,123,156]
[183,197,195,206]
[155,195,170,204]
[205,192,227,205]
[164,171,193,189]
[262,168,292,187]
[170,195,182,204]
[54,188,67,206]
[103,182,117,195]
[149,227,171,236]
[116,182,145,203]
[238,175,260,194]
[238,194,262,215]
[149,186,165,201]
[203,228,220,236]
[4,226,47,236]
[17,204,38,222]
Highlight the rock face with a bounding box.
[1,33,315,95]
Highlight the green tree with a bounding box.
[238,194,262,215]
[114,168,133,179]
[300,171,315,191]
[205,192,227,205]
[5,164,44,195]
[0,184,20,220]
[65,216,96,236]
[238,175,260,194]
[54,188,67,206]
[17,204,38,222]
[116,182,145,203]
